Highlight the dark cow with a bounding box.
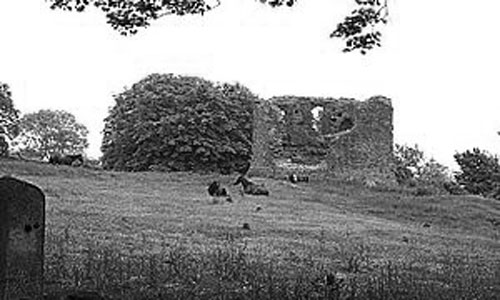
[208,181,232,203]
[288,173,309,183]
[208,181,228,197]
[49,153,84,166]
[234,175,269,196]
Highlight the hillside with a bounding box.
[1,158,499,299]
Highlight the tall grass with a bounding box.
[44,229,500,300]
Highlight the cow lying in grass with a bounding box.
[49,153,84,166]
[234,175,269,196]
[288,173,309,183]
[208,181,232,202]
[208,181,228,197]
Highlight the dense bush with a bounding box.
[393,144,452,194]
[101,74,255,173]
[454,148,500,199]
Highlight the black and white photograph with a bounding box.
[1,0,499,299]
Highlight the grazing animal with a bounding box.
[49,153,84,166]
[288,173,309,183]
[234,175,269,196]
[208,181,232,203]
[208,181,228,197]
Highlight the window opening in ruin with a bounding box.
[277,109,286,122]
[311,106,324,132]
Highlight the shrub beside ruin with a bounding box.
[393,144,456,195]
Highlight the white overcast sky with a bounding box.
[1,0,500,169]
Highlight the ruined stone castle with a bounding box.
[248,95,395,184]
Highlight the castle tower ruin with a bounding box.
[248,95,395,184]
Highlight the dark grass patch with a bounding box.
[44,230,500,300]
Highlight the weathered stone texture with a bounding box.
[248,96,394,184]
[0,176,45,300]
[248,99,280,177]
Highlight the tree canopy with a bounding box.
[0,82,20,156]
[46,0,388,54]
[454,148,500,199]
[101,73,254,172]
[393,143,450,188]
[13,109,89,159]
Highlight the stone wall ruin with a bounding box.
[248,95,395,184]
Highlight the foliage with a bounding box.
[0,82,21,156]
[418,158,450,186]
[45,0,388,54]
[13,109,89,159]
[331,0,388,54]
[0,138,7,157]
[101,73,255,172]
[393,143,452,194]
[393,143,425,185]
[454,148,500,199]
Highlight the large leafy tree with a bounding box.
[14,109,89,159]
[454,148,500,199]
[46,0,388,54]
[0,82,20,156]
[101,73,254,172]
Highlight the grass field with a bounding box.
[1,158,499,299]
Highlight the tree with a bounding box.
[45,0,388,54]
[101,73,254,172]
[0,82,20,156]
[13,109,89,159]
[393,143,425,185]
[454,148,500,199]
[393,143,451,190]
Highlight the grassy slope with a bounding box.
[1,158,499,266]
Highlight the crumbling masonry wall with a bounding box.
[248,96,395,184]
